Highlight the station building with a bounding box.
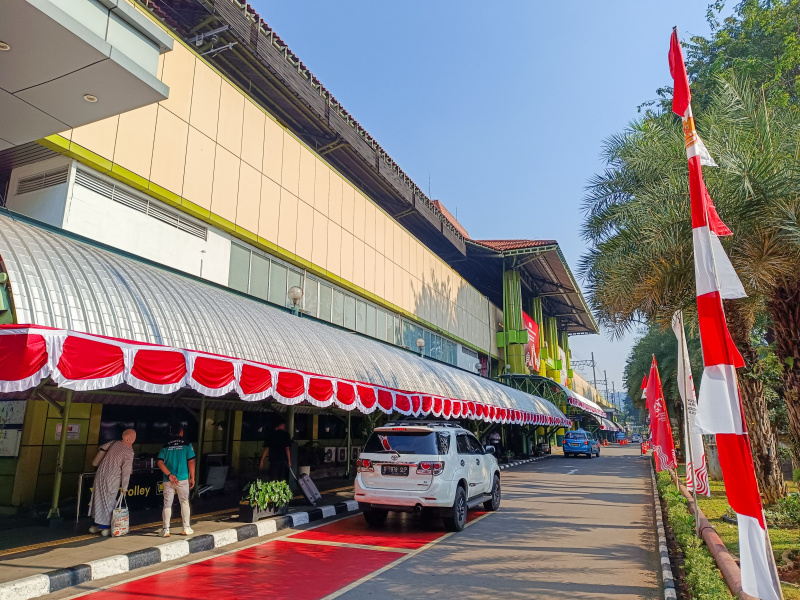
[0,0,615,516]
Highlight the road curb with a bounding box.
[497,455,552,470]
[650,464,677,600]
[0,499,359,600]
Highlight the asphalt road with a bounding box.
[57,445,659,600]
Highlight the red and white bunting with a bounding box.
[645,356,677,472]
[0,325,572,428]
[669,29,782,600]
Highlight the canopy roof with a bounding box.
[553,382,606,417]
[0,212,569,426]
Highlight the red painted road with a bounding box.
[72,513,483,600]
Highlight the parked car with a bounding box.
[562,429,600,458]
[632,434,642,443]
[354,421,501,532]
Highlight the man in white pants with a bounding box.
[156,423,196,537]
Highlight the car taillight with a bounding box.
[357,458,373,473]
[416,461,445,475]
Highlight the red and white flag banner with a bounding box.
[671,311,710,497]
[0,325,572,429]
[645,356,677,472]
[670,28,782,600]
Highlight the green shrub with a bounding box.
[793,468,800,484]
[656,471,733,599]
[765,493,800,528]
[244,479,293,510]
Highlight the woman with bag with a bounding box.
[88,429,136,536]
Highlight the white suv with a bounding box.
[354,421,501,532]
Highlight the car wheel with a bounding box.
[443,486,467,532]
[483,474,501,511]
[363,509,388,526]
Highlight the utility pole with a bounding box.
[604,370,609,401]
[612,381,616,407]
[591,352,598,392]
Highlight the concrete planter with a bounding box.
[238,501,289,523]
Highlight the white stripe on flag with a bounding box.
[692,226,747,299]
[738,514,782,600]
[686,137,718,167]
[695,364,743,435]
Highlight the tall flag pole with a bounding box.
[645,356,677,473]
[669,28,783,600]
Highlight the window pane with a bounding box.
[376,310,386,341]
[366,305,376,337]
[332,290,344,326]
[391,316,401,345]
[228,244,250,293]
[304,280,318,318]
[268,263,287,305]
[423,329,433,357]
[286,270,303,308]
[319,284,332,322]
[344,295,356,330]
[355,300,367,334]
[249,253,270,300]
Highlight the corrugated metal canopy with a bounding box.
[0,211,567,420]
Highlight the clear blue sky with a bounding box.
[251,1,727,397]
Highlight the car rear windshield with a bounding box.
[363,431,449,455]
[564,432,586,440]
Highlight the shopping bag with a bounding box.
[111,494,130,537]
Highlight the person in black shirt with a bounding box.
[260,419,292,482]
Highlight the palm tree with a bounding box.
[580,74,800,503]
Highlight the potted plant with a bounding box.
[239,479,292,523]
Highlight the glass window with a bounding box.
[228,244,250,293]
[319,283,332,322]
[249,253,270,300]
[366,305,376,338]
[344,295,356,330]
[456,433,470,455]
[376,310,386,341]
[467,435,484,455]
[332,290,344,326]
[355,300,367,334]
[364,431,440,455]
[393,315,401,345]
[304,280,318,318]
[423,329,433,357]
[268,263,287,305]
[286,270,303,308]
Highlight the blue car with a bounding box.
[563,429,600,458]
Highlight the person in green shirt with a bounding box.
[156,423,196,537]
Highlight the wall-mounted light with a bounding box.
[288,286,303,316]
[416,337,425,357]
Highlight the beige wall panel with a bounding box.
[401,231,410,272]
[374,254,385,298]
[327,221,342,274]
[277,189,298,253]
[295,199,314,261]
[150,107,188,197]
[364,201,375,249]
[189,61,221,140]
[364,246,376,294]
[157,52,165,79]
[113,104,157,177]
[280,133,301,196]
[210,146,240,224]
[409,239,418,279]
[241,101,265,170]
[158,43,195,121]
[393,264,403,311]
[383,215,393,262]
[258,175,280,244]
[217,81,244,157]
[262,117,283,184]
[340,183,354,234]
[384,257,394,304]
[416,244,425,285]
[71,115,118,161]
[236,161,261,232]
[374,211,385,256]
[340,230,354,283]
[392,227,402,271]
[353,192,366,242]
[298,146,316,207]
[314,159,329,216]
[311,211,328,268]
[410,275,422,315]
[328,174,342,225]
[352,238,365,289]
[182,126,216,210]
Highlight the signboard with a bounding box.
[80,470,165,516]
[55,423,81,440]
[522,312,540,372]
[0,400,26,457]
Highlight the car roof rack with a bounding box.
[382,419,464,429]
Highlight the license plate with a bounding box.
[381,465,409,476]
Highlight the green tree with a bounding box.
[581,74,800,503]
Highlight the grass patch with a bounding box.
[657,471,734,600]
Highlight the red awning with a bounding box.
[0,325,572,427]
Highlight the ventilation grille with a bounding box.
[16,166,69,195]
[74,169,208,240]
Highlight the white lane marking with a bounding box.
[566,469,578,475]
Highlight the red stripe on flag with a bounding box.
[59,336,124,380]
[717,433,766,528]
[669,29,691,117]
[697,292,745,368]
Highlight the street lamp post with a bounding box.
[288,286,303,316]
[416,337,425,357]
